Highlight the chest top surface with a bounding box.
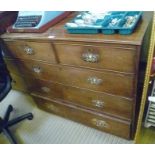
[0,12,151,45]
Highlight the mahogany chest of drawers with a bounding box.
[0,13,150,139]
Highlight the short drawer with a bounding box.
[3,40,56,63]
[27,78,133,120]
[33,95,131,139]
[12,59,135,98]
[54,42,138,73]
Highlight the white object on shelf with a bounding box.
[144,81,155,128]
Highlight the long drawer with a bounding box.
[8,59,135,98]
[26,78,133,120]
[3,40,56,63]
[33,95,131,139]
[54,42,138,73]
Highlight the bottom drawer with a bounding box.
[33,95,131,139]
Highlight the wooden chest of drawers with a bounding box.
[0,12,150,139]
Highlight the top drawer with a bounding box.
[54,42,138,73]
[3,41,56,63]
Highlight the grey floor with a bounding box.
[0,90,133,144]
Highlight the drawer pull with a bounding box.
[92,100,104,108]
[87,77,103,85]
[46,104,59,113]
[12,80,16,85]
[24,46,34,55]
[82,52,99,63]
[92,118,109,128]
[33,66,42,74]
[41,87,51,93]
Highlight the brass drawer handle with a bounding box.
[41,87,51,93]
[12,80,16,85]
[33,66,42,74]
[87,77,103,85]
[82,52,99,63]
[46,104,59,113]
[24,46,34,55]
[92,118,109,128]
[92,100,104,108]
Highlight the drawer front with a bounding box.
[33,96,131,139]
[12,59,135,97]
[27,78,133,120]
[4,41,56,63]
[54,43,138,73]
